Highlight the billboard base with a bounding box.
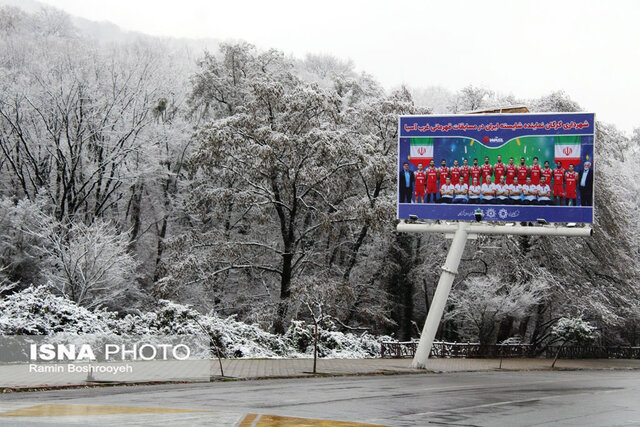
[398,221,592,369]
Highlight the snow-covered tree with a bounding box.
[0,7,198,294]
[530,90,581,113]
[0,37,159,224]
[290,277,349,372]
[551,316,599,345]
[296,53,355,89]
[550,316,598,367]
[446,275,548,346]
[453,85,494,112]
[0,196,53,286]
[175,43,359,332]
[38,219,139,310]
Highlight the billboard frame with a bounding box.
[397,112,596,224]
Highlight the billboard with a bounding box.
[398,112,595,223]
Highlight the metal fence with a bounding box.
[380,341,640,359]
[542,345,640,359]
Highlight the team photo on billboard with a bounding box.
[398,112,595,223]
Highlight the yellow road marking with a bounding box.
[238,412,259,426]
[0,404,210,417]
[255,414,386,426]
[0,404,387,426]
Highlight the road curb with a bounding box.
[3,360,640,392]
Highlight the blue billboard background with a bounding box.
[398,113,595,223]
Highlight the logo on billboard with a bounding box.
[482,136,504,144]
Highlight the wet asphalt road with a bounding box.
[1,369,639,426]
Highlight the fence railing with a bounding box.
[543,345,640,359]
[380,341,418,358]
[380,341,640,359]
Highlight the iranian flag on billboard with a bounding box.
[409,138,433,167]
[554,137,581,167]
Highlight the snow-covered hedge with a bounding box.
[0,285,116,335]
[551,316,599,345]
[286,320,384,358]
[0,286,386,358]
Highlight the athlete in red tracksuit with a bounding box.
[493,155,506,184]
[460,160,471,185]
[438,160,449,189]
[414,164,426,203]
[450,160,461,185]
[517,158,528,184]
[481,157,492,184]
[553,162,565,205]
[564,164,578,206]
[505,158,517,185]
[530,157,541,185]
[471,160,482,186]
[426,161,438,203]
[541,161,553,191]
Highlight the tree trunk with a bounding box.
[273,251,293,334]
[343,180,382,280]
[401,278,414,340]
[127,182,144,252]
[271,174,298,334]
[153,178,172,283]
[343,224,369,280]
[313,321,318,374]
[423,279,430,320]
[551,342,565,368]
[523,305,541,344]
[152,217,168,283]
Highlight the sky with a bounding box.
[34,0,640,134]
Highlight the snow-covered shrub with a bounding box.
[499,336,523,345]
[286,320,388,358]
[0,197,140,311]
[0,285,114,335]
[120,300,291,358]
[0,287,391,358]
[204,314,291,358]
[142,300,203,335]
[286,320,314,353]
[551,317,599,345]
[318,330,382,358]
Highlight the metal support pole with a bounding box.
[412,222,469,369]
[400,220,592,369]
